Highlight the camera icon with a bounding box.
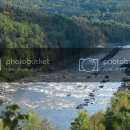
[79,58,99,72]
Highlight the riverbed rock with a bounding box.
[101,79,107,83]
[118,84,130,91]
[89,93,95,97]
[99,85,104,88]
[77,85,82,88]
[84,99,89,103]
[76,103,88,109]
[76,104,84,109]
[67,93,71,97]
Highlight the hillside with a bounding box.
[0,11,105,48]
[0,0,130,48]
[2,0,130,24]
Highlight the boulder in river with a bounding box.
[84,99,90,103]
[90,97,95,101]
[76,103,88,109]
[99,85,104,88]
[77,85,82,88]
[67,93,71,97]
[76,104,84,109]
[89,93,95,97]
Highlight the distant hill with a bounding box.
[2,0,130,23]
[0,0,130,49]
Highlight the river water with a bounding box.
[2,46,130,129]
[1,82,122,130]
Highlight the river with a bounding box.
[1,46,130,130]
[1,82,122,130]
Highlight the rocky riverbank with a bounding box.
[118,82,130,91]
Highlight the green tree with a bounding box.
[71,110,89,130]
[0,104,28,130]
[105,91,130,130]
[89,111,105,130]
[24,109,58,130]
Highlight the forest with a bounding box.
[1,0,130,48]
[2,0,130,24]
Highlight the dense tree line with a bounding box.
[3,0,130,24]
[70,17,130,46]
[84,20,130,45]
[0,9,105,48]
[1,1,130,48]
[0,14,45,48]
